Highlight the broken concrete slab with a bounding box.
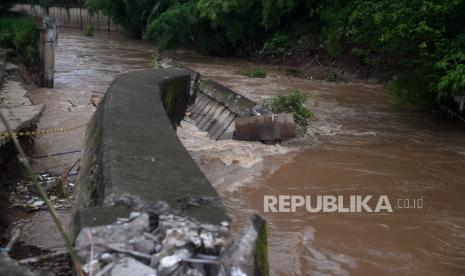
[0,80,45,146]
[73,69,230,236]
[110,257,157,276]
[222,214,269,276]
[234,113,296,142]
[159,57,273,141]
[75,210,268,276]
[75,212,151,260]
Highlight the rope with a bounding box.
[0,123,88,138]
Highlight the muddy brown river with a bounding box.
[24,29,465,275]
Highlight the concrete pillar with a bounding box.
[40,17,58,88]
[455,95,465,113]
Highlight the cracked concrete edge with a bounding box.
[158,57,268,115]
[0,101,45,147]
[222,214,270,276]
[73,69,230,236]
[0,49,45,146]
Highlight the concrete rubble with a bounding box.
[75,209,267,276]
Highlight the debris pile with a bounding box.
[75,210,267,276]
[9,174,75,211]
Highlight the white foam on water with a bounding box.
[178,121,293,166]
[177,120,296,192]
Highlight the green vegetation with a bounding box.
[0,14,40,66]
[286,68,302,77]
[324,0,465,109]
[264,90,313,126]
[84,0,465,111]
[259,32,293,57]
[84,25,95,36]
[241,68,267,78]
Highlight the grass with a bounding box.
[84,25,95,36]
[0,14,39,66]
[240,67,267,78]
[286,68,302,77]
[263,90,313,127]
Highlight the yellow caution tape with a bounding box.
[0,123,87,138]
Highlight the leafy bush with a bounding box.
[259,32,292,56]
[323,0,465,108]
[146,3,199,50]
[86,0,162,38]
[0,15,40,67]
[240,68,267,78]
[286,68,302,77]
[84,25,95,36]
[85,0,465,111]
[264,90,313,126]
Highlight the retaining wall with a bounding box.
[11,4,120,31]
[73,69,230,232]
[159,58,271,141]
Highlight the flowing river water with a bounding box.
[18,29,465,275]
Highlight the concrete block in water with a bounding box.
[235,113,296,141]
[160,57,275,141]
